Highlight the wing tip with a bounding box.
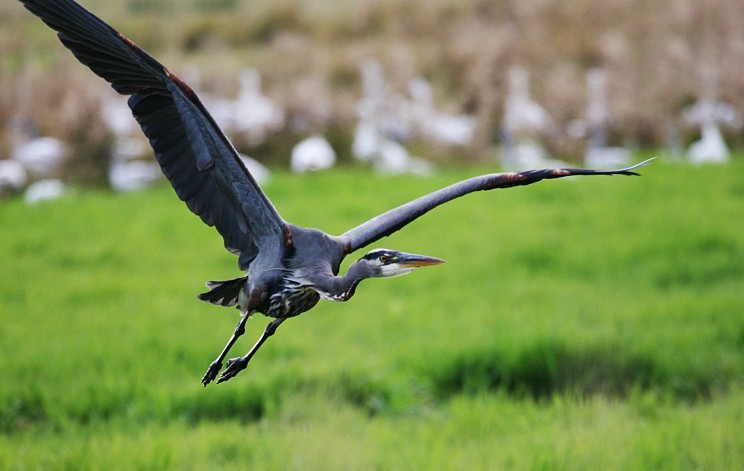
[618,157,656,176]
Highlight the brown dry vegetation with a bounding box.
[2,0,744,169]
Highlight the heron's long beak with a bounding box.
[396,253,446,268]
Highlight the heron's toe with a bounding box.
[201,360,223,387]
[217,357,247,383]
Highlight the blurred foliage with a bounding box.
[2,0,744,172]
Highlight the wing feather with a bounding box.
[339,160,654,253]
[22,0,287,269]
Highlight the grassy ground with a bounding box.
[1,159,743,469]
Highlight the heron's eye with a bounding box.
[379,255,388,263]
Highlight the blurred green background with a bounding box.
[2,163,742,469]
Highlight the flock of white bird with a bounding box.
[505,66,741,171]
[1,62,740,204]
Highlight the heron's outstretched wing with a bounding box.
[339,159,654,254]
[21,0,287,269]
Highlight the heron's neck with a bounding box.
[314,261,375,302]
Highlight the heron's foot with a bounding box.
[217,357,248,384]
[201,360,223,387]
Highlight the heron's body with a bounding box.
[220,226,350,319]
[21,0,653,385]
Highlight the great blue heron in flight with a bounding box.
[21,0,652,386]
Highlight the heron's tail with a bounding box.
[197,277,246,307]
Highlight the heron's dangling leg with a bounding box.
[217,318,286,383]
[201,311,251,386]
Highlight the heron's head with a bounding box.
[358,248,445,278]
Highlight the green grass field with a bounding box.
[1,160,742,469]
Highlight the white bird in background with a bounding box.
[583,68,631,169]
[10,117,66,180]
[108,159,162,193]
[100,91,161,192]
[501,67,559,170]
[23,178,65,205]
[683,93,741,165]
[503,67,553,138]
[371,139,433,176]
[683,97,741,130]
[351,120,381,165]
[352,116,433,175]
[355,60,412,142]
[408,77,476,147]
[8,78,66,181]
[230,68,285,145]
[353,61,432,175]
[0,159,28,195]
[687,123,730,165]
[290,135,336,173]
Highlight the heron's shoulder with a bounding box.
[285,225,346,265]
